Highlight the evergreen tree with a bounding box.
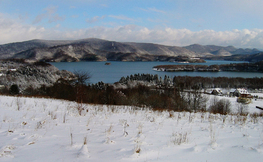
[9,84,19,95]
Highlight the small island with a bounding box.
[153,61,263,72]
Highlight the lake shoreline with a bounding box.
[50,60,263,84]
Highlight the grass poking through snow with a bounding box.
[0,95,263,161]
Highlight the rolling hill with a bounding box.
[0,38,261,62]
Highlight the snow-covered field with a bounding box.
[207,93,263,114]
[1,95,263,162]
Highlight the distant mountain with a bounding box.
[0,39,73,59]
[202,52,263,63]
[183,44,260,56]
[125,42,195,57]
[247,52,263,62]
[0,38,261,62]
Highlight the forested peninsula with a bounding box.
[153,61,263,72]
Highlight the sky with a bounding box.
[0,0,263,49]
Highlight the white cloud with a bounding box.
[33,13,46,24]
[71,27,263,49]
[140,7,166,14]
[109,15,137,22]
[48,14,65,23]
[33,6,65,24]
[1,13,263,49]
[86,16,105,23]
[0,13,47,44]
[147,18,167,23]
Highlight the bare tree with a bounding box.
[73,70,91,105]
[185,85,207,113]
[73,70,91,86]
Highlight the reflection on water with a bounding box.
[50,60,263,84]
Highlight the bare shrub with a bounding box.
[16,97,22,111]
[63,113,66,123]
[49,111,57,120]
[209,98,231,115]
[209,123,217,144]
[106,124,113,136]
[76,102,85,116]
[170,132,188,145]
[137,123,143,135]
[237,115,247,125]
[35,120,45,129]
[250,113,260,124]
[237,103,248,115]
[134,145,141,154]
[70,133,73,146]
[83,136,87,145]
[168,111,174,118]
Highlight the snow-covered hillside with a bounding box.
[0,60,75,90]
[0,95,263,162]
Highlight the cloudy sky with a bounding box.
[1,0,263,48]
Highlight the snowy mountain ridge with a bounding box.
[0,38,261,62]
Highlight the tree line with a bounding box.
[119,73,263,90]
[2,72,262,114]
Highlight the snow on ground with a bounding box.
[206,94,263,114]
[0,95,263,162]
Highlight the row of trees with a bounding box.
[173,76,263,90]
[3,72,258,114]
[119,73,263,90]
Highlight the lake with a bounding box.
[50,60,263,84]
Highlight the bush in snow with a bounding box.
[9,84,19,95]
[209,97,231,115]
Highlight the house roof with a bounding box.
[229,88,236,93]
[235,88,249,94]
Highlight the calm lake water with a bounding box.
[50,60,263,84]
